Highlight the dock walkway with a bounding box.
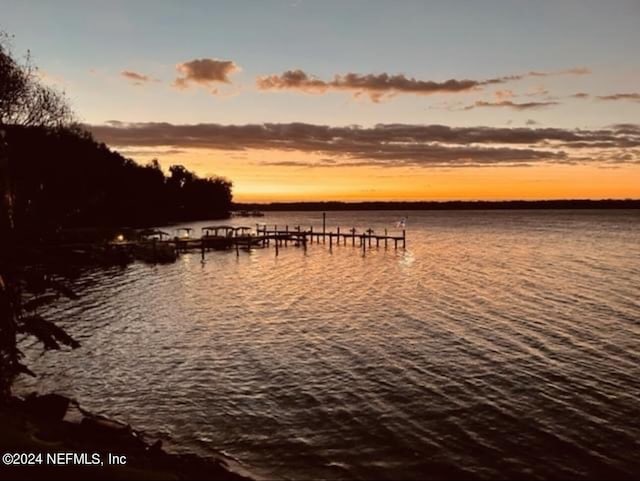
[109,213,407,262]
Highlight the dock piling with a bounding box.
[322,213,326,243]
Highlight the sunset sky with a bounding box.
[2,0,640,202]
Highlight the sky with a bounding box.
[2,0,640,202]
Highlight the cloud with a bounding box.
[597,93,640,102]
[564,67,591,75]
[494,89,516,100]
[464,100,560,110]
[121,70,158,85]
[570,92,590,99]
[173,58,240,91]
[609,123,640,134]
[528,67,591,77]
[524,86,551,98]
[118,148,187,157]
[87,122,640,169]
[256,69,503,102]
[256,67,591,101]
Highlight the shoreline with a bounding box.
[0,393,255,481]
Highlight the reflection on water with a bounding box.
[17,210,640,480]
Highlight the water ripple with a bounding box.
[16,210,640,480]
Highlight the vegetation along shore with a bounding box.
[1,30,244,480]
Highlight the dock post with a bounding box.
[310,226,313,244]
[403,229,406,249]
[376,236,379,247]
[352,228,355,246]
[322,212,326,243]
[385,229,388,249]
[275,237,279,256]
[201,240,205,261]
[329,232,333,251]
[236,241,239,257]
[394,239,398,249]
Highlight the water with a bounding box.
[17,210,640,480]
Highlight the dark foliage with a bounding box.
[0,31,73,128]
[0,30,231,402]
[5,125,232,231]
[0,259,82,400]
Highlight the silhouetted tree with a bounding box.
[1,31,234,401]
[0,31,73,128]
[1,32,81,401]
[4,126,232,229]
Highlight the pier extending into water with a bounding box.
[255,224,406,250]
[110,213,407,263]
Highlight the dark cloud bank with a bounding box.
[89,122,640,169]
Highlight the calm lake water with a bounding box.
[17,210,640,480]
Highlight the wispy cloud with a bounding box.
[121,70,158,85]
[256,69,512,102]
[570,92,590,99]
[597,93,640,101]
[173,58,240,93]
[256,67,590,101]
[494,89,516,101]
[528,67,591,77]
[523,86,551,98]
[118,148,187,157]
[464,100,560,110]
[88,122,640,169]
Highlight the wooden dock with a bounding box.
[109,213,407,262]
[255,224,406,250]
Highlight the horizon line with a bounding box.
[235,198,640,204]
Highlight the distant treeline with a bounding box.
[234,199,640,211]
[5,125,232,232]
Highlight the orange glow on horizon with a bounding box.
[122,148,640,203]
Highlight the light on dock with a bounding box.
[116,234,125,242]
